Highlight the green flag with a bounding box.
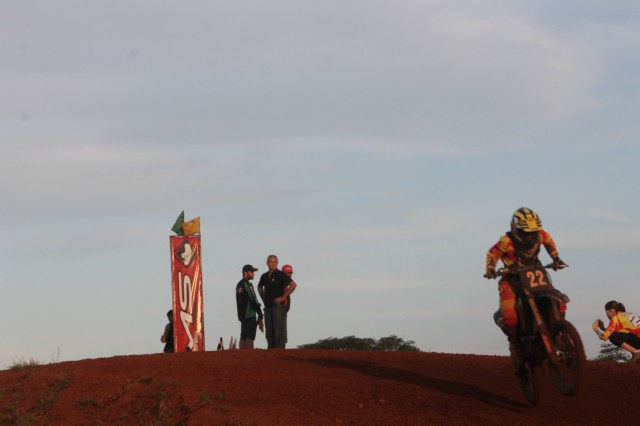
[171,211,185,236]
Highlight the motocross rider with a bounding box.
[484,207,567,370]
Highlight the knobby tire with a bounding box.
[515,358,539,405]
[548,319,585,396]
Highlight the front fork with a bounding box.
[523,290,562,365]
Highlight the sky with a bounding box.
[1,0,639,367]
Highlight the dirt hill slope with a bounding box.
[1,350,638,425]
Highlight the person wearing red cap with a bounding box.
[258,255,297,349]
[281,264,296,346]
[282,264,294,313]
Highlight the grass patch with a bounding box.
[14,413,36,426]
[0,376,72,425]
[8,357,41,372]
[0,386,24,422]
[77,397,98,408]
[152,390,172,420]
[138,376,153,384]
[199,391,212,406]
[33,375,72,415]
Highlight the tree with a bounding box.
[298,334,420,351]
[593,342,630,362]
[374,335,419,351]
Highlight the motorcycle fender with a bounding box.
[536,290,570,305]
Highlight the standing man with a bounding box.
[281,264,296,346]
[282,264,294,312]
[236,264,264,349]
[258,255,297,349]
[160,310,174,353]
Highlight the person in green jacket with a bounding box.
[236,264,264,349]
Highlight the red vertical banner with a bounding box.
[170,236,205,352]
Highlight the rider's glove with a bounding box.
[484,267,497,279]
[552,257,567,270]
[597,319,605,331]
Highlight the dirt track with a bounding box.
[1,349,638,425]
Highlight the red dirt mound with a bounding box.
[0,350,638,425]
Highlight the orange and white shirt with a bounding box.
[600,312,640,341]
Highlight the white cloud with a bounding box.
[1,0,603,158]
[581,208,635,224]
[561,229,640,250]
[0,0,637,365]
[0,143,181,214]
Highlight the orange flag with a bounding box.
[182,216,200,236]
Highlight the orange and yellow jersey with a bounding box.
[601,312,640,341]
[486,229,559,269]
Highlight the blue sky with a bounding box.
[1,0,639,367]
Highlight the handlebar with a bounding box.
[485,262,568,279]
[498,263,567,276]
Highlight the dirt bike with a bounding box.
[496,263,585,405]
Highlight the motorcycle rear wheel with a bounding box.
[548,319,585,396]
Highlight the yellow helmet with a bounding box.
[511,207,542,233]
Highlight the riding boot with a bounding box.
[493,310,509,336]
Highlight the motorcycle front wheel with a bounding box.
[514,357,539,405]
[548,319,585,396]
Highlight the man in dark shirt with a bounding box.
[236,264,264,349]
[160,310,174,353]
[258,255,297,349]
